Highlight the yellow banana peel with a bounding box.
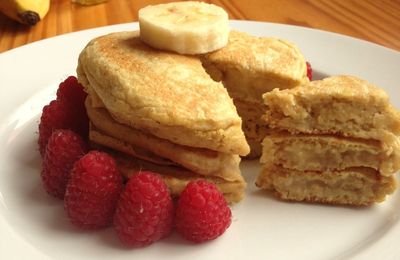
[0,0,50,26]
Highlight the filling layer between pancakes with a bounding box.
[261,133,400,176]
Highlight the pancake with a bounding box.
[90,125,177,166]
[86,96,241,181]
[201,30,308,157]
[202,30,309,103]
[99,148,246,204]
[263,75,400,147]
[257,75,400,205]
[261,134,400,176]
[77,31,249,156]
[256,165,396,206]
[90,124,243,183]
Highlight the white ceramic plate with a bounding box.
[1,21,400,260]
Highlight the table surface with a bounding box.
[0,0,399,53]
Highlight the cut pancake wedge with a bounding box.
[263,75,400,147]
[86,96,241,181]
[91,147,246,203]
[257,75,400,206]
[77,31,249,156]
[201,30,308,157]
[202,30,308,103]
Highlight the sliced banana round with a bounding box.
[139,1,229,55]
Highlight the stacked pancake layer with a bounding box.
[256,75,400,205]
[202,31,309,158]
[77,31,250,203]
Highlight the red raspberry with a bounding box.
[306,61,313,81]
[65,151,123,229]
[42,129,87,199]
[56,76,89,139]
[175,180,231,243]
[114,172,174,247]
[38,76,89,156]
[56,76,87,107]
[38,99,73,156]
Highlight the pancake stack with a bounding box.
[201,31,309,157]
[256,75,400,205]
[77,31,250,203]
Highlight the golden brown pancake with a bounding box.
[97,147,246,204]
[77,31,249,156]
[201,30,308,157]
[90,125,177,166]
[257,75,400,205]
[263,75,400,147]
[76,31,253,203]
[202,30,309,103]
[86,96,242,181]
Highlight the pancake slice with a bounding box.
[201,30,308,157]
[202,30,309,103]
[261,134,400,176]
[263,75,400,146]
[90,126,177,166]
[256,165,396,206]
[90,125,244,183]
[86,96,242,181]
[104,149,246,203]
[258,75,400,205]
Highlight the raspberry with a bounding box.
[65,151,123,229]
[42,130,87,199]
[56,76,89,139]
[306,61,313,81]
[38,76,89,156]
[175,180,231,243]
[38,99,73,156]
[56,76,87,106]
[114,172,174,247]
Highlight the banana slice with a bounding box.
[139,1,229,55]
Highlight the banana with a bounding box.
[139,1,229,55]
[0,0,50,26]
